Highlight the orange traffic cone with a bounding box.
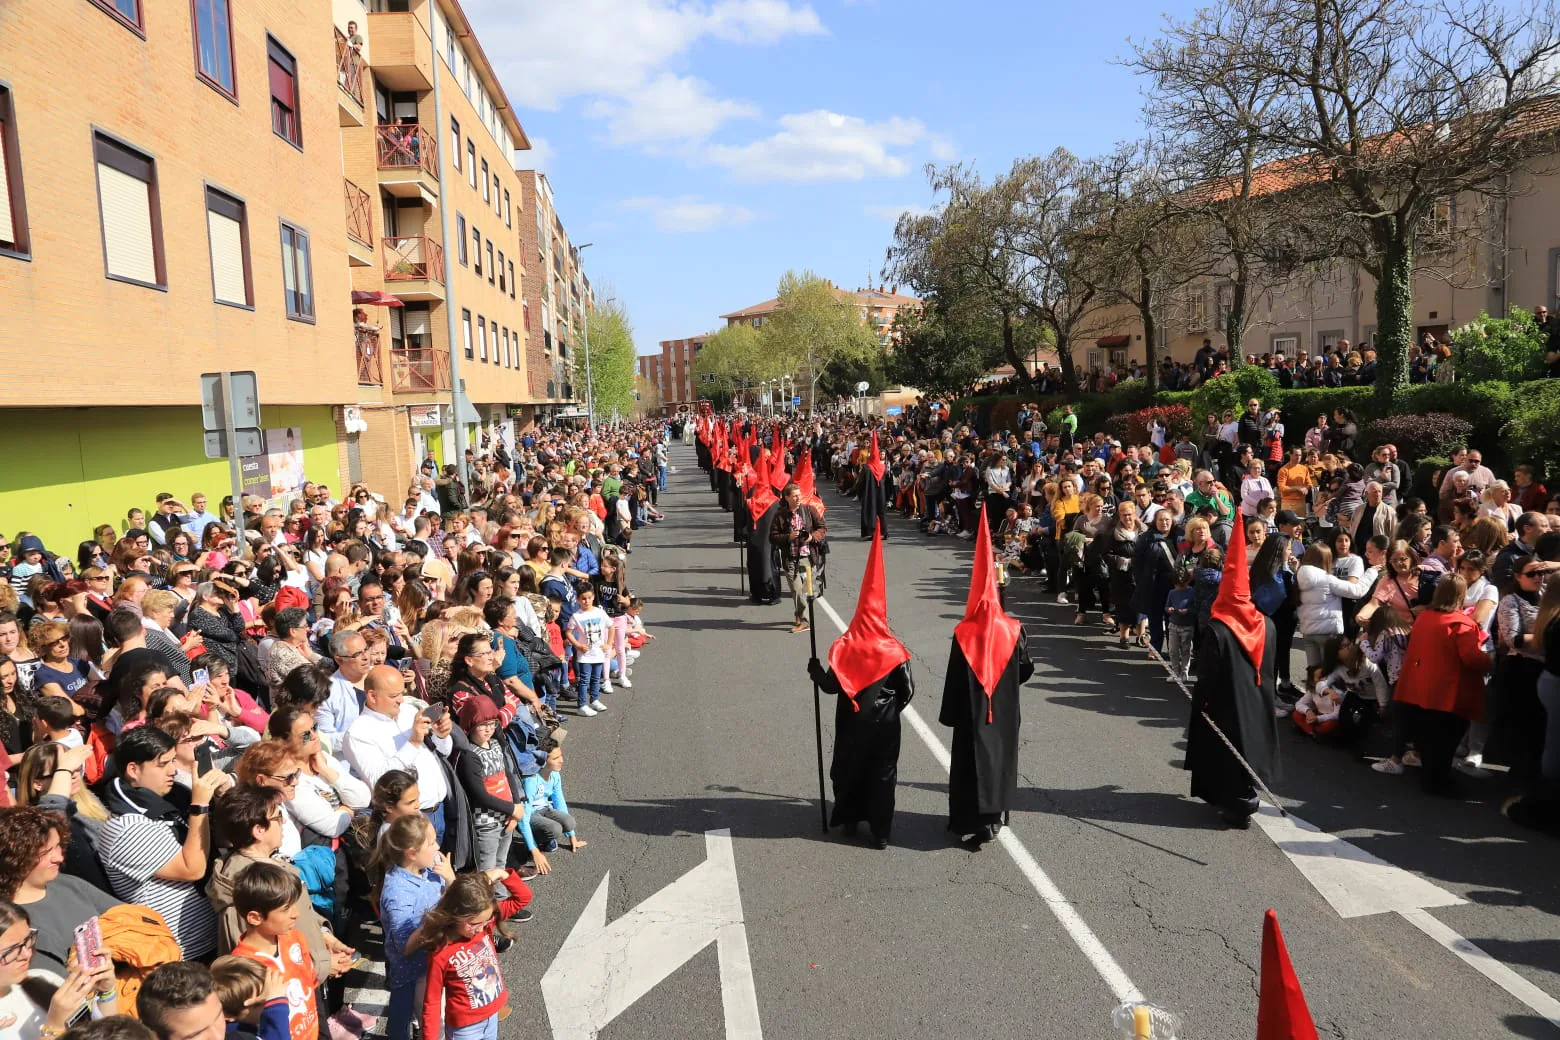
[1257,910,1319,1040]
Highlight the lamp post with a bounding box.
[576,243,598,430]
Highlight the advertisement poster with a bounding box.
[239,453,271,500]
[266,426,305,499]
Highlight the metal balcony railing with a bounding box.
[344,179,373,249]
[383,235,445,283]
[335,29,365,108]
[391,347,451,392]
[375,123,438,180]
[355,326,383,385]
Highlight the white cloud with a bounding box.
[704,110,936,182]
[585,74,759,146]
[517,134,556,173]
[620,195,759,232]
[463,0,823,144]
[863,204,932,222]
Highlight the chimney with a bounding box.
[890,285,897,294]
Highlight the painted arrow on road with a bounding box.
[540,827,764,1040]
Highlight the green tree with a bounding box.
[1451,308,1549,383]
[761,270,881,407]
[693,323,769,404]
[584,300,637,422]
[885,296,1006,397]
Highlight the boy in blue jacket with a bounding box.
[521,742,585,875]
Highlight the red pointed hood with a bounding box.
[769,436,792,491]
[867,430,886,481]
[828,529,910,707]
[747,448,777,520]
[1257,910,1320,1040]
[791,444,826,516]
[1210,517,1267,686]
[954,501,1023,720]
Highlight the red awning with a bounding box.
[352,290,404,307]
[1096,335,1130,348]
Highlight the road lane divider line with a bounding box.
[814,594,1147,1006]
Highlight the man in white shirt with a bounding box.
[416,478,441,517]
[343,665,452,840]
[316,631,371,751]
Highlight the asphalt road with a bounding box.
[492,443,1560,1040]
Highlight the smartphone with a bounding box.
[192,667,210,688]
[74,916,109,973]
[195,741,214,775]
[422,703,448,724]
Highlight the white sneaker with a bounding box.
[578,704,598,717]
[626,650,641,663]
[602,680,614,694]
[1402,750,1422,767]
[618,677,632,688]
[1056,593,1070,605]
[590,699,608,712]
[1371,759,1404,775]
[1461,752,1483,769]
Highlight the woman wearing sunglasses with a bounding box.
[0,899,118,1040]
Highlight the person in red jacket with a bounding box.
[418,871,531,1040]
[1391,573,1492,796]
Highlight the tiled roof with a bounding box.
[720,287,920,320]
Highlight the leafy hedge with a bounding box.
[1104,404,1194,446]
[1502,380,1560,481]
[1361,413,1473,461]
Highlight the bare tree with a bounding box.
[1242,0,1560,406]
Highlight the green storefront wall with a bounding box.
[0,405,341,556]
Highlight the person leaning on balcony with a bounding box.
[353,308,381,335]
[346,20,364,51]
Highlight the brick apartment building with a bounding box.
[637,334,706,415]
[0,0,575,544]
[514,170,593,419]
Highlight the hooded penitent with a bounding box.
[769,435,792,491]
[747,447,778,521]
[954,501,1022,722]
[1209,517,1267,687]
[866,430,886,481]
[828,529,910,712]
[791,446,826,516]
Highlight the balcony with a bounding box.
[335,29,366,126]
[355,326,383,385]
[376,124,438,200]
[383,235,445,300]
[391,347,450,393]
[344,179,374,267]
[366,8,433,92]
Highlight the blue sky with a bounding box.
[462,0,1190,354]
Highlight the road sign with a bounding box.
[203,428,264,459]
[885,405,902,416]
[541,828,762,1040]
[200,371,259,431]
[199,371,261,563]
[791,396,801,406]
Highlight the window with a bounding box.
[395,303,432,350]
[486,241,494,284]
[503,189,511,228]
[481,159,490,202]
[93,132,163,287]
[472,227,481,275]
[0,88,29,257]
[490,320,498,365]
[446,28,456,70]
[493,175,500,215]
[497,249,505,292]
[462,309,473,359]
[455,213,467,264]
[279,221,314,320]
[268,38,301,148]
[1271,333,1299,354]
[90,0,143,32]
[204,186,250,306]
[1214,282,1233,332]
[192,0,235,97]
[476,315,487,361]
[1317,330,1345,353]
[500,328,508,369]
[508,261,515,299]
[522,300,530,331]
[1183,286,1207,331]
[467,142,476,188]
[450,118,461,170]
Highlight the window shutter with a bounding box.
[477,320,487,360]
[98,163,157,283]
[405,309,431,336]
[389,308,404,342]
[0,127,13,245]
[207,209,246,304]
[268,58,295,108]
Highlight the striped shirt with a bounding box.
[98,812,217,958]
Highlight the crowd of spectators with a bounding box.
[815,394,1560,831]
[0,420,675,1040]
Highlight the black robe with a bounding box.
[939,634,1034,837]
[746,500,781,604]
[734,488,753,544]
[716,469,734,512]
[1184,619,1279,816]
[818,661,914,840]
[860,469,891,539]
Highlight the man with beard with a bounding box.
[1184,513,1279,828]
[860,428,892,540]
[941,502,1033,845]
[808,529,912,848]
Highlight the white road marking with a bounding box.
[815,594,1147,1006]
[540,828,763,1040]
[1398,909,1560,1030]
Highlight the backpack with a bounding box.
[99,903,183,1017]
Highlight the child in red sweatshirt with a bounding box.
[418,869,531,1040]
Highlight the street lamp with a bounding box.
[575,243,606,431]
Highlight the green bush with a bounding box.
[1452,309,1548,384]
[1413,456,1452,501]
[1399,380,1514,443]
[1502,380,1560,482]
[1273,387,1378,441]
[1187,367,1280,426]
